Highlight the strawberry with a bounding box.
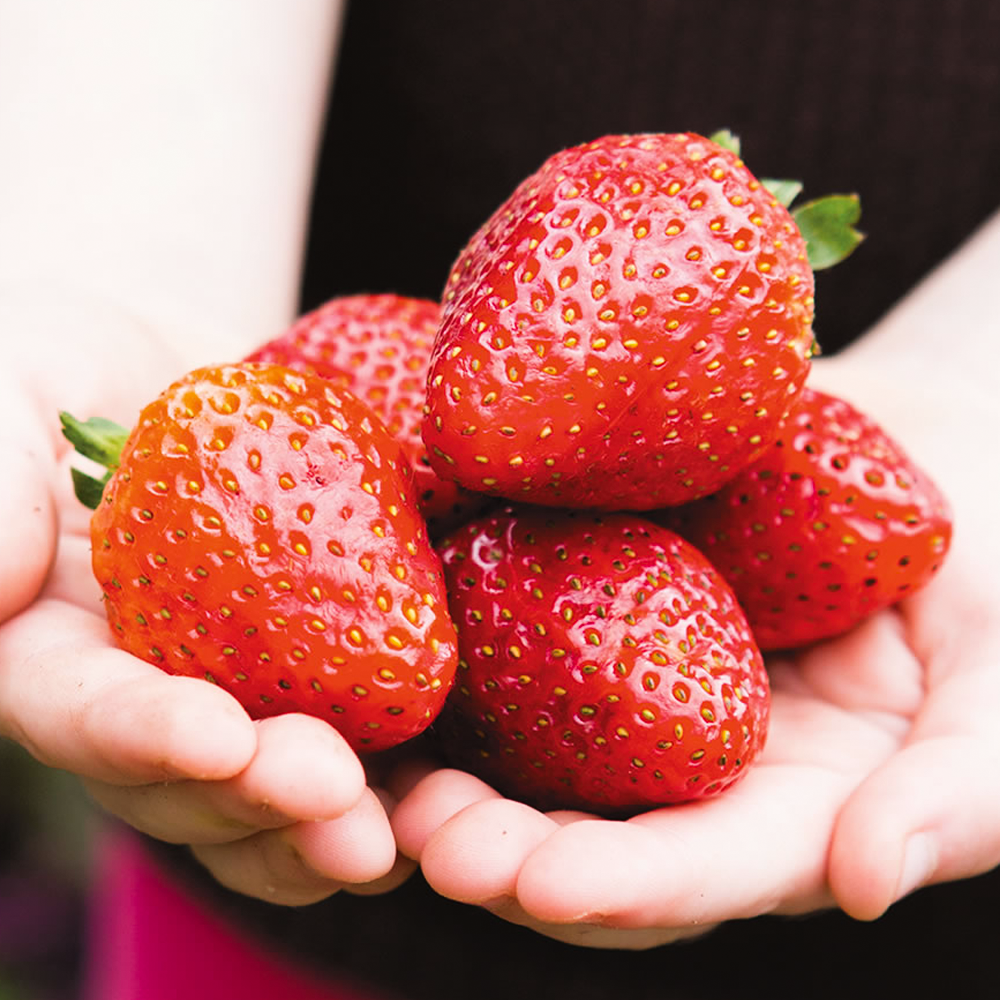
[245,294,489,536]
[61,363,458,752]
[433,507,769,815]
[423,131,819,511]
[658,387,953,651]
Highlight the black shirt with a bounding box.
[153,1,1000,996]
[302,0,1000,354]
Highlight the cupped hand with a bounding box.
[0,289,409,906]
[390,611,913,948]
[390,352,1000,948]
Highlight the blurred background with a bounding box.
[0,741,93,1000]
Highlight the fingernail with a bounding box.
[895,832,936,903]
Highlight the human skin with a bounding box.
[2,0,999,946]
[0,0,414,906]
[389,211,1000,947]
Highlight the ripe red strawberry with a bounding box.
[433,507,769,815]
[61,363,458,752]
[658,387,953,651]
[423,131,817,511]
[245,294,489,536]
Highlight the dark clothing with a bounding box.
[156,0,1000,996]
[301,0,1000,355]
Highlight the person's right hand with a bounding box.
[0,288,411,906]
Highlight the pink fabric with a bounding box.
[81,828,386,1000]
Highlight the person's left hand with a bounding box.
[389,352,1000,949]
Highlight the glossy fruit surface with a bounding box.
[424,132,816,510]
[87,363,458,751]
[660,387,953,650]
[434,507,769,814]
[246,294,487,535]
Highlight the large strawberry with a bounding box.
[61,363,458,752]
[245,294,488,536]
[433,507,769,815]
[658,387,953,651]
[423,131,821,510]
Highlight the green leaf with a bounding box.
[60,411,129,510]
[761,177,804,208]
[708,128,741,156]
[70,467,112,510]
[59,412,129,468]
[792,193,865,270]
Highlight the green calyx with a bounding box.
[59,412,130,510]
[788,194,864,271]
[708,128,864,271]
[708,128,742,155]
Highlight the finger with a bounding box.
[289,787,397,883]
[484,895,717,949]
[829,737,1000,920]
[223,714,366,822]
[828,609,1000,921]
[191,788,397,906]
[419,798,559,905]
[83,714,366,845]
[830,727,1000,919]
[84,778,259,846]
[0,433,58,623]
[0,599,257,783]
[512,763,846,929]
[339,780,419,895]
[390,767,503,860]
[341,853,418,897]
[458,675,889,929]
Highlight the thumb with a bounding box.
[0,376,59,623]
[829,732,1000,920]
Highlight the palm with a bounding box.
[0,297,182,622]
[390,352,1000,947]
[0,309,404,905]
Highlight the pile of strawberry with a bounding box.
[64,131,951,817]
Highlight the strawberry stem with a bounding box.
[59,412,129,510]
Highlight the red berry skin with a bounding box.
[246,294,488,536]
[658,387,953,651]
[424,132,815,511]
[433,508,769,816]
[90,363,458,752]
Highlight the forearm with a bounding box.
[814,208,999,404]
[811,209,999,473]
[0,0,344,364]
